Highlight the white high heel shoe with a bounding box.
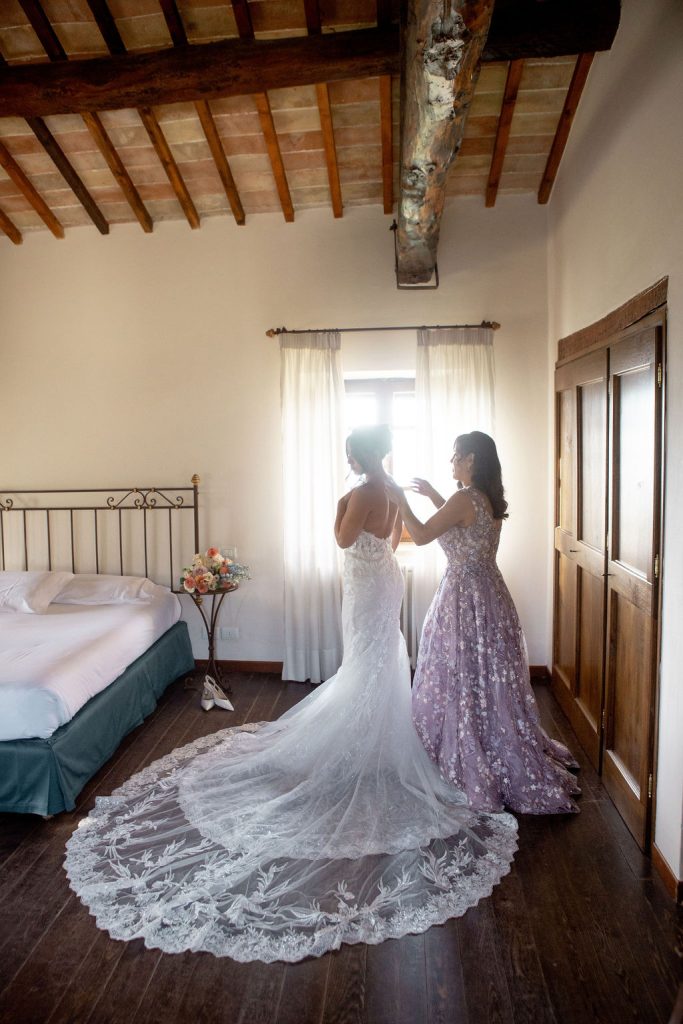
[200,676,234,712]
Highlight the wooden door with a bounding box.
[602,314,663,849]
[552,350,608,769]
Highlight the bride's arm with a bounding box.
[335,488,372,549]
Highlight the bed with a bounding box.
[0,482,199,815]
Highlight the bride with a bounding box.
[65,425,518,964]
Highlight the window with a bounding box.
[344,377,416,485]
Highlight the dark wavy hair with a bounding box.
[455,431,509,519]
[346,424,392,472]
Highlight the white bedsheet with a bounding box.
[0,588,181,741]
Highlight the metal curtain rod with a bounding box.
[265,320,500,337]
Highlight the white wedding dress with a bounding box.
[65,532,518,963]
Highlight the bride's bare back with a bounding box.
[335,476,402,549]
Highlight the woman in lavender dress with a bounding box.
[387,431,580,815]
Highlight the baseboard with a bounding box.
[195,659,283,675]
[652,843,683,902]
[530,665,551,682]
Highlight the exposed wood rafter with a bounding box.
[194,101,245,225]
[158,0,188,48]
[160,0,245,225]
[316,84,343,218]
[485,58,523,208]
[302,0,343,218]
[27,116,109,234]
[397,0,494,284]
[231,0,294,222]
[0,139,64,238]
[85,0,126,54]
[81,112,152,232]
[19,0,152,232]
[138,108,200,228]
[254,94,295,223]
[538,53,594,204]
[18,0,67,60]
[87,0,195,229]
[0,207,22,245]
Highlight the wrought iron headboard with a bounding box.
[0,476,200,593]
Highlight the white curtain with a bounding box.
[280,332,345,682]
[413,326,496,642]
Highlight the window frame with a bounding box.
[344,376,416,544]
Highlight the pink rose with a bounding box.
[183,578,196,593]
[196,578,209,594]
[206,547,220,559]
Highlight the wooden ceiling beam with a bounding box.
[230,0,293,222]
[538,53,594,204]
[231,0,255,40]
[254,94,294,222]
[397,0,494,284]
[485,58,523,208]
[81,112,152,232]
[0,139,64,238]
[195,100,245,225]
[0,0,620,119]
[160,0,244,225]
[0,207,22,245]
[379,75,393,214]
[17,3,152,234]
[303,0,322,35]
[26,116,109,234]
[0,28,399,117]
[85,0,126,55]
[301,0,342,218]
[316,84,343,218]
[138,107,199,228]
[18,0,67,61]
[158,0,189,48]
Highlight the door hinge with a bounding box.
[647,773,653,800]
[654,553,659,579]
[657,363,663,387]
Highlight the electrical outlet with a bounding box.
[220,627,240,641]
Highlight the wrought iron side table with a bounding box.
[188,581,239,709]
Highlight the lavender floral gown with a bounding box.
[412,487,580,815]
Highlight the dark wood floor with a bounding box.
[0,674,680,1024]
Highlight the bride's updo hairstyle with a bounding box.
[456,431,509,519]
[346,424,392,473]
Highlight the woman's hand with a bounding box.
[409,478,446,509]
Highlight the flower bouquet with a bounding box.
[180,547,250,595]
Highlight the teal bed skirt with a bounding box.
[0,621,195,816]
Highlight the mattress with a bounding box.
[0,587,181,741]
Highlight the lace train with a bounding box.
[65,531,518,963]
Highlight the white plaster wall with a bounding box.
[546,0,683,878]
[0,196,549,669]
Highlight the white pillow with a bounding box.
[54,573,159,605]
[0,570,75,614]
